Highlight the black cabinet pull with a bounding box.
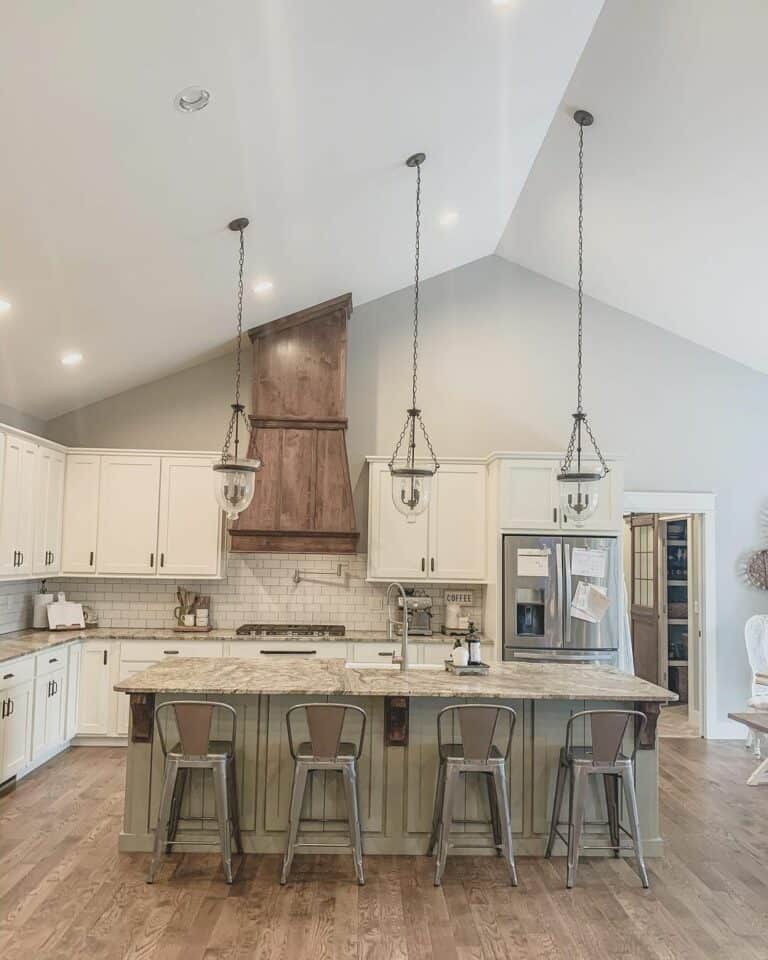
[163,650,179,655]
[12,550,17,568]
[47,680,52,697]
[19,551,23,567]
[553,507,557,523]
[160,553,165,568]
[378,651,396,657]
[260,649,317,655]
[150,552,154,568]
[421,557,425,572]
[8,697,14,716]
[1,699,6,719]
[90,550,94,566]
[430,558,435,572]
[103,650,108,666]
[2,672,13,680]
[49,657,58,663]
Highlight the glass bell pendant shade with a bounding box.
[213,459,260,521]
[391,468,433,518]
[557,473,601,524]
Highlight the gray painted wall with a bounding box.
[45,255,768,728]
[0,402,46,437]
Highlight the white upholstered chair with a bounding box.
[744,615,768,768]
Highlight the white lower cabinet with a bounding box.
[32,667,66,759]
[65,642,82,740]
[232,640,349,659]
[1,677,34,781]
[78,642,113,736]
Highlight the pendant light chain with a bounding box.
[388,154,439,474]
[576,121,584,416]
[220,220,254,466]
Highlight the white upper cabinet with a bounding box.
[61,455,101,574]
[494,455,623,533]
[498,459,560,530]
[157,457,221,576]
[0,435,38,576]
[367,459,487,582]
[96,456,161,575]
[33,447,65,575]
[428,463,486,581]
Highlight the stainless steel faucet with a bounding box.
[386,582,410,671]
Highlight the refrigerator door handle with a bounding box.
[564,543,572,646]
[556,542,564,638]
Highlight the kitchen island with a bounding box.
[115,658,674,857]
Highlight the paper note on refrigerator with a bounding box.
[570,582,609,623]
[570,547,608,579]
[517,548,550,578]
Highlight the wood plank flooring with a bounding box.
[1,739,767,959]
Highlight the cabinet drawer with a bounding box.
[351,642,400,662]
[1,656,34,690]
[120,640,224,661]
[418,642,454,665]
[231,640,349,659]
[35,648,69,676]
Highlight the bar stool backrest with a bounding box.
[286,703,367,760]
[745,614,768,698]
[437,704,516,762]
[565,709,647,764]
[154,700,237,757]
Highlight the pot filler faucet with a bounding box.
[386,582,410,671]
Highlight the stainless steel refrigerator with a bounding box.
[502,534,620,664]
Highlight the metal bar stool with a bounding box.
[281,702,367,886]
[147,700,242,884]
[545,708,649,889]
[427,703,518,887]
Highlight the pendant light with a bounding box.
[388,153,440,517]
[212,217,263,520]
[557,110,608,523]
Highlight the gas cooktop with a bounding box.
[235,623,346,637]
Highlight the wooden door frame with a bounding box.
[624,491,718,739]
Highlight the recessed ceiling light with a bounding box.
[439,210,459,228]
[61,351,83,366]
[174,86,211,113]
[252,280,274,294]
[0,299,11,313]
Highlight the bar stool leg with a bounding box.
[621,769,649,888]
[603,773,620,858]
[281,762,309,885]
[148,757,179,883]
[166,767,188,853]
[434,765,460,887]
[545,756,567,858]
[427,760,446,856]
[227,758,244,855]
[566,766,588,889]
[486,772,502,855]
[491,763,518,886]
[212,761,233,884]
[342,762,365,885]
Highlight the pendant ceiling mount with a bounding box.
[557,109,608,523]
[387,151,440,517]
[213,216,263,521]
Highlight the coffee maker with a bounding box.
[397,592,433,636]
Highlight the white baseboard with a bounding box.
[72,735,128,747]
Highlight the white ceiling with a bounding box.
[497,0,768,375]
[0,0,603,419]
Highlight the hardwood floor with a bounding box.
[1,740,767,959]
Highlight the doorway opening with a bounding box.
[623,511,704,738]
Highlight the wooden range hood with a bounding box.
[229,293,359,553]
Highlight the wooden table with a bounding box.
[729,712,768,785]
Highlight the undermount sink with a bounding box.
[344,661,442,672]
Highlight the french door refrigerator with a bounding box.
[502,533,620,664]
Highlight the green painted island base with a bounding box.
[119,693,663,859]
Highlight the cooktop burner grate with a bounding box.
[235,623,346,637]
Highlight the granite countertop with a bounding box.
[0,627,491,665]
[114,656,675,702]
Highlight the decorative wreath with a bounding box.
[744,549,768,591]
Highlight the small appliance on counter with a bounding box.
[396,590,433,636]
[47,595,85,631]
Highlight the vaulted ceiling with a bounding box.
[0,0,603,419]
[497,0,768,375]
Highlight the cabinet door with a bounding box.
[0,434,22,575]
[367,462,428,580]
[78,643,112,736]
[15,441,39,576]
[429,464,486,580]
[97,456,161,575]
[33,448,65,575]
[498,459,560,531]
[61,455,101,573]
[1,680,34,780]
[157,457,221,576]
[44,668,66,748]
[65,643,82,740]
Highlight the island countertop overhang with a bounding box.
[113,656,675,702]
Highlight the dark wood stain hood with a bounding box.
[229,293,359,553]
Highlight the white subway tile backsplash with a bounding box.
[51,553,484,633]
